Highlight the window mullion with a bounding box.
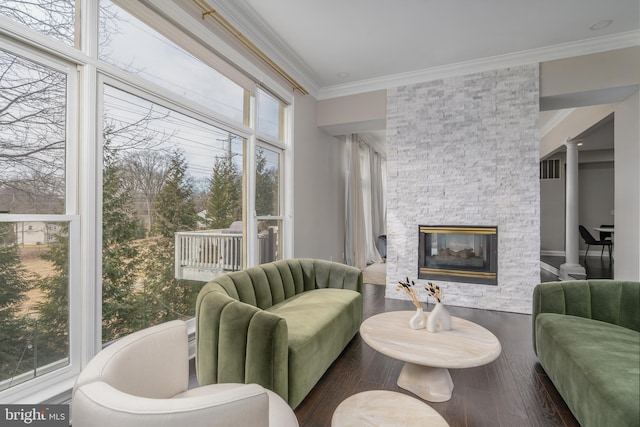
[246,137,258,268]
[282,103,294,260]
[80,66,101,360]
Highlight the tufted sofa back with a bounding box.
[532,280,640,352]
[204,258,362,310]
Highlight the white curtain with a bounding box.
[345,134,386,269]
[370,148,386,258]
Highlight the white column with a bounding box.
[559,139,586,279]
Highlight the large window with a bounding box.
[102,84,245,342]
[255,88,285,263]
[99,0,246,123]
[255,145,282,263]
[0,45,79,399]
[0,0,292,402]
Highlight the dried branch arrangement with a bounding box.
[396,277,422,309]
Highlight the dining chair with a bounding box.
[579,225,612,260]
[598,224,614,241]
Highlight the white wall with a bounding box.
[614,91,640,280]
[292,93,347,262]
[317,90,386,136]
[540,47,640,98]
[578,161,615,252]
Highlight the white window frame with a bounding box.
[0,0,295,403]
[96,72,253,330]
[252,88,292,265]
[253,140,286,263]
[0,37,84,403]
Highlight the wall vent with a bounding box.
[540,158,561,180]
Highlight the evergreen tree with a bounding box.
[255,147,278,216]
[101,160,144,342]
[0,228,32,380]
[151,151,197,238]
[140,150,199,325]
[206,137,242,230]
[34,223,70,367]
[137,241,200,326]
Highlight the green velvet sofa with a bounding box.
[533,280,640,427]
[195,258,363,409]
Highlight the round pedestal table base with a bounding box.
[397,362,454,402]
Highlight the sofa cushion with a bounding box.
[536,313,640,427]
[266,288,362,408]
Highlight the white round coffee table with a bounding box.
[331,390,449,427]
[360,310,501,402]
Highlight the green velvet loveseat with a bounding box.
[533,280,640,427]
[195,258,363,409]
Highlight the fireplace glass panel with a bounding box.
[419,226,497,285]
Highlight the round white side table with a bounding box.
[331,390,449,427]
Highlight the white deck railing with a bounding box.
[175,230,242,280]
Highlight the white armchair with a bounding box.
[72,320,298,427]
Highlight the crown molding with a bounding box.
[209,0,321,97]
[194,3,640,101]
[317,30,640,100]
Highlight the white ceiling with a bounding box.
[213,0,639,98]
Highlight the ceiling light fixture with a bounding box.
[337,72,350,79]
[589,19,613,31]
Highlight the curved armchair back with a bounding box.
[532,280,640,352]
[74,320,189,399]
[72,320,298,427]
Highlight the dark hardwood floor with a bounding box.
[294,284,580,427]
[541,255,613,280]
[187,257,606,424]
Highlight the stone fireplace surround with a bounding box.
[385,65,540,314]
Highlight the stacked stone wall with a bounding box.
[386,65,540,313]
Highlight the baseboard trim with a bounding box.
[540,250,611,259]
[541,250,565,257]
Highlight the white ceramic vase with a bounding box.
[426,302,451,332]
[409,308,426,329]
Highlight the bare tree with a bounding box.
[102,107,173,160]
[0,0,146,213]
[102,97,177,230]
[0,0,75,45]
[119,150,171,231]
[0,0,120,48]
[0,51,66,214]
